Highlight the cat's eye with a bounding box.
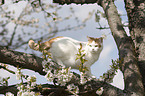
[89,45,92,47]
[95,45,98,47]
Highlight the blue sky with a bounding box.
[0,0,128,92]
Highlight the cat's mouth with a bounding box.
[91,50,97,53]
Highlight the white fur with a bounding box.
[49,37,103,76]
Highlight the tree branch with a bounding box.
[0,46,45,75]
[0,80,124,96]
[0,85,18,95]
[7,3,28,47]
[0,0,5,5]
[53,0,101,5]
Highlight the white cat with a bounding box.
[28,36,103,76]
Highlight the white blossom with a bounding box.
[45,70,54,82]
[57,67,73,85]
[15,69,22,80]
[101,34,107,39]
[27,75,36,83]
[21,91,35,96]
[26,75,37,89]
[44,66,73,86]
[43,59,73,86]
[80,72,87,84]
[42,60,54,72]
[96,87,104,96]
[42,60,48,68]
[67,84,79,94]
[17,83,36,96]
[6,92,14,96]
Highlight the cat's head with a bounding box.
[86,36,103,53]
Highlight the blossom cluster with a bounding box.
[11,18,39,26]
[67,84,79,95]
[80,72,87,84]
[6,92,14,96]
[16,75,39,96]
[100,59,120,83]
[6,75,38,96]
[17,90,36,96]
[42,60,73,86]
[0,76,10,86]
[15,68,22,80]
[101,69,117,83]
[26,75,36,90]
[6,68,39,96]
[96,87,104,96]
[80,72,96,84]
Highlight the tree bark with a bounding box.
[0,80,124,96]
[0,85,18,95]
[100,0,144,95]
[0,46,45,75]
[124,0,145,88]
[53,0,101,5]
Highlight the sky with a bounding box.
[0,0,128,94]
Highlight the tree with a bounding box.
[53,0,145,95]
[0,0,145,96]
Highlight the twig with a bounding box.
[7,3,29,47]
[14,23,85,49]
[96,25,128,30]
[0,65,15,74]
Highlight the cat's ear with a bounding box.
[87,36,93,41]
[99,37,103,43]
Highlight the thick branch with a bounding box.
[0,46,45,75]
[85,80,124,96]
[0,0,5,5]
[0,80,124,96]
[0,85,18,95]
[53,0,101,5]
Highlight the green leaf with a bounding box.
[75,57,79,61]
[79,67,82,72]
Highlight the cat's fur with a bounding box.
[29,36,103,76]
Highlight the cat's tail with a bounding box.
[28,40,39,51]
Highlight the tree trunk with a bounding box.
[124,0,145,89]
[100,0,144,95]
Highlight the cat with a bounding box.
[28,36,103,77]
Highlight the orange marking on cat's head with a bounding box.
[87,36,103,48]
